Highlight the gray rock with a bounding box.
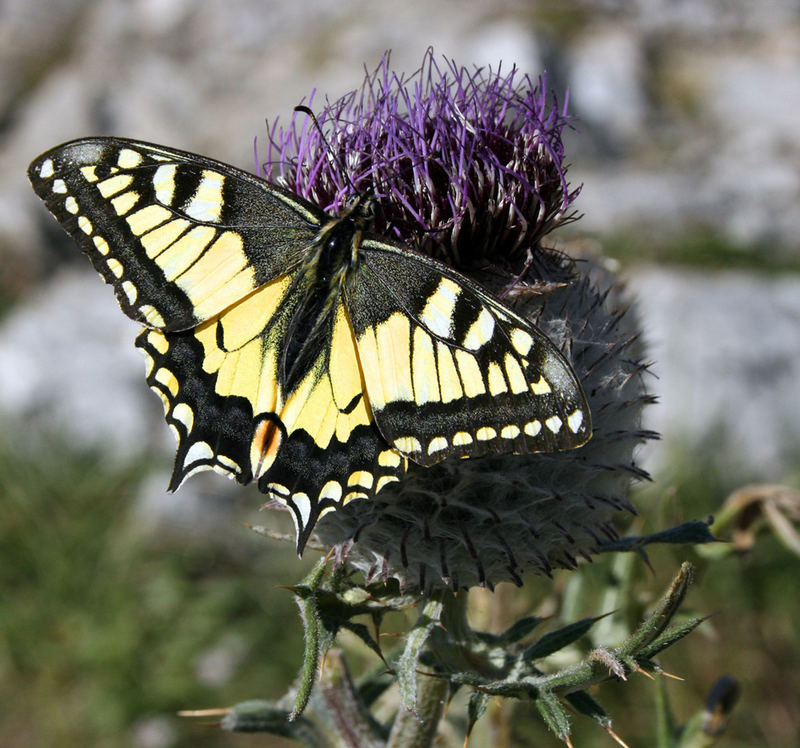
[0,268,162,457]
[629,267,800,478]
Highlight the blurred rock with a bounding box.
[0,0,797,498]
[0,268,161,457]
[568,24,646,147]
[630,267,800,478]
[2,0,799,269]
[0,262,796,486]
[129,715,178,748]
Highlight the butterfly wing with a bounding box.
[348,237,592,466]
[137,272,406,552]
[28,137,325,332]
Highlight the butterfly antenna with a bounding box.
[294,105,360,196]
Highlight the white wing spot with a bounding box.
[568,409,584,433]
[216,455,240,474]
[52,179,67,194]
[348,471,374,490]
[463,307,495,350]
[117,148,143,168]
[139,349,154,377]
[267,482,290,498]
[172,402,194,432]
[427,436,448,455]
[146,330,169,354]
[393,436,422,454]
[319,480,343,502]
[39,159,54,179]
[376,475,400,491]
[504,354,528,394]
[111,190,140,216]
[184,170,224,222]
[452,431,473,446]
[500,425,521,439]
[476,426,497,441]
[154,366,178,396]
[546,415,562,434]
[419,277,459,338]
[289,493,312,531]
[378,449,402,468]
[140,304,166,327]
[98,174,133,198]
[530,376,551,395]
[121,280,137,305]
[64,196,79,214]
[153,164,177,205]
[487,361,508,395]
[107,258,124,278]
[184,440,214,466]
[93,235,110,255]
[78,216,93,235]
[510,329,533,356]
[524,420,541,437]
[212,465,236,480]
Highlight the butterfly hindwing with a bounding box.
[137,270,406,550]
[28,138,325,332]
[347,237,591,466]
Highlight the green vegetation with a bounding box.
[0,434,305,747]
[585,227,800,274]
[0,432,797,746]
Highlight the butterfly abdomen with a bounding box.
[278,212,362,391]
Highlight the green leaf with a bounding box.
[475,615,546,646]
[620,563,695,656]
[598,521,717,553]
[535,690,571,740]
[468,690,492,724]
[222,700,325,744]
[564,690,611,728]
[523,615,602,661]
[396,596,444,711]
[640,616,707,659]
[290,559,330,720]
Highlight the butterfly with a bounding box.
[28,137,591,552]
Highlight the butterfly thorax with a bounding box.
[279,194,376,391]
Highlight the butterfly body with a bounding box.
[278,195,374,391]
[29,137,591,552]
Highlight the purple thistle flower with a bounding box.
[261,49,654,591]
[263,48,581,269]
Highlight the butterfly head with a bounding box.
[341,191,381,231]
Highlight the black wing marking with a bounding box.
[28,137,325,332]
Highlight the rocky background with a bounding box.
[1,1,799,745]
[2,0,798,488]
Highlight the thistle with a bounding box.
[193,50,713,747]
[264,49,655,592]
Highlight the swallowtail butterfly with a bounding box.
[29,137,591,552]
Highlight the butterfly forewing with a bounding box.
[28,138,324,332]
[348,237,591,466]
